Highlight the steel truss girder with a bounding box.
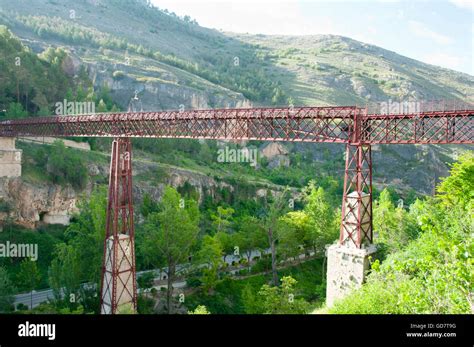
[1,107,472,144]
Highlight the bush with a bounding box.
[250,257,271,274]
[16,303,28,311]
[330,154,474,314]
[137,294,155,314]
[186,276,202,288]
[137,272,155,290]
[47,140,88,190]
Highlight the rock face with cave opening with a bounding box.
[0,177,78,228]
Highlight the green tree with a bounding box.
[437,152,474,209]
[258,276,310,314]
[278,183,338,263]
[6,102,28,119]
[215,230,235,263]
[48,243,82,311]
[241,283,263,314]
[235,216,266,263]
[140,193,159,218]
[261,189,290,286]
[276,219,301,262]
[330,153,473,314]
[0,266,16,312]
[48,188,106,312]
[97,99,107,112]
[17,259,41,310]
[196,235,223,293]
[271,87,286,105]
[47,140,88,190]
[142,186,200,313]
[66,187,107,286]
[303,183,337,251]
[211,206,235,233]
[373,189,419,254]
[137,272,155,292]
[279,211,311,254]
[0,27,81,117]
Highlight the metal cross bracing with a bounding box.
[0,106,472,144]
[100,138,137,314]
[1,104,473,313]
[0,106,357,143]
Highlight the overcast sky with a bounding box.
[151,0,473,75]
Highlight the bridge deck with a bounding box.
[0,106,473,145]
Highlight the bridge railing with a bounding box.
[0,104,472,144]
[366,99,474,115]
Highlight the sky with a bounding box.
[151,0,474,76]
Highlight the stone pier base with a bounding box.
[0,138,21,178]
[326,243,377,307]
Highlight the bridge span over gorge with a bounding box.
[1,102,473,313]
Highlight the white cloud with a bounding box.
[449,0,474,11]
[408,20,453,45]
[424,52,464,71]
[152,0,338,35]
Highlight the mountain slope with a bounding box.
[230,33,474,106]
[0,0,471,201]
[0,0,472,110]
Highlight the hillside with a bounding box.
[0,0,472,110]
[229,33,474,106]
[0,0,472,207]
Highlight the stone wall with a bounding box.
[0,138,22,178]
[326,244,377,307]
[17,136,91,151]
[326,189,376,307]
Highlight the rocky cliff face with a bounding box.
[131,163,236,205]
[0,177,79,228]
[0,156,266,228]
[79,50,251,112]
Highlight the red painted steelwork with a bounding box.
[100,138,137,314]
[2,104,472,312]
[0,106,472,144]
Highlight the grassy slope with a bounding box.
[229,33,474,106]
[0,0,472,107]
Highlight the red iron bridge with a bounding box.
[1,102,473,314]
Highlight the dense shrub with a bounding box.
[330,153,473,314]
[47,140,88,190]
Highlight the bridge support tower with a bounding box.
[326,138,377,307]
[100,138,137,314]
